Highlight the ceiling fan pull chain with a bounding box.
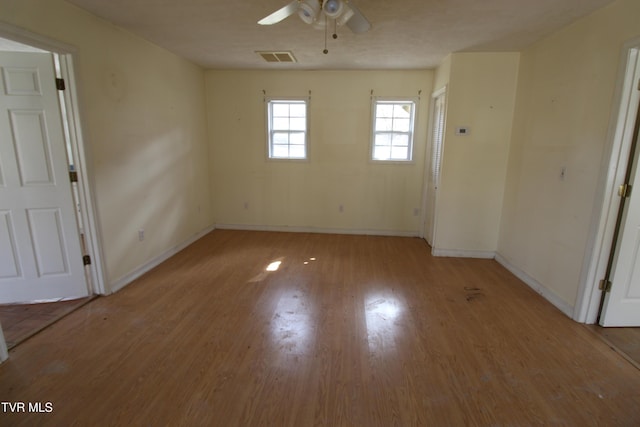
[323,15,329,54]
[333,18,338,39]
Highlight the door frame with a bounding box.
[420,85,447,245]
[575,37,640,324]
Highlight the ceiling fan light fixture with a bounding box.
[298,0,321,24]
[322,0,344,18]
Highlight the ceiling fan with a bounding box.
[258,0,372,34]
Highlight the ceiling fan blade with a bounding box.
[258,1,300,25]
[345,1,371,33]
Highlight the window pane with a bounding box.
[273,118,289,130]
[290,118,306,131]
[376,104,394,118]
[289,103,306,117]
[393,118,411,132]
[273,132,289,145]
[374,146,391,160]
[376,118,393,131]
[272,103,289,117]
[272,145,289,158]
[392,134,409,147]
[289,145,306,158]
[375,134,391,147]
[290,132,305,145]
[394,104,412,118]
[391,146,408,160]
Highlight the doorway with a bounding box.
[0,27,105,359]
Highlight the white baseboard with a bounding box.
[214,223,420,238]
[431,248,496,259]
[495,252,574,318]
[109,225,216,294]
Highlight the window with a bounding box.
[371,99,416,161]
[267,99,308,160]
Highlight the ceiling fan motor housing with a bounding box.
[323,0,345,18]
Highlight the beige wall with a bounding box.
[498,0,640,308]
[433,54,451,93]
[206,70,432,234]
[0,0,212,287]
[433,52,519,255]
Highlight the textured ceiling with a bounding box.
[65,0,615,70]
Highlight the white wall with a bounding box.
[206,70,432,235]
[0,0,213,288]
[498,0,640,309]
[433,52,520,256]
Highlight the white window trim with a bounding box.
[370,96,418,164]
[265,96,310,161]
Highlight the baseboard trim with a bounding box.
[495,252,574,318]
[431,248,496,259]
[214,223,420,238]
[109,225,216,294]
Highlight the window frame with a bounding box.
[265,97,310,161]
[370,97,418,163]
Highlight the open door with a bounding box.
[0,51,89,303]
[598,49,640,327]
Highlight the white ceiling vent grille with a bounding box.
[256,51,297,63]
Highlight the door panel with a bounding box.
[0,51,88,303]
[0,210,20,279]
[10,110,55,185]
[27,208,69,276]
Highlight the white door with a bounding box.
[599,49,640,326]
[425,89,446,246]
[0,51,88,303]
[600,125,640,326]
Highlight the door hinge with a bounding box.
[55,78,66,91]
[83,255,91,266]
[69,171,78,183]
[599,279,612,292]
[618,183,632,198]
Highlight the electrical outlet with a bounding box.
[244,202,249,210]
[339,204,344,213]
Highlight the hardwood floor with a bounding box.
[0,297,94,349]
[0,230,639,426]
[587,325,640,370]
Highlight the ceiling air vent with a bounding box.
[256,51,297,63]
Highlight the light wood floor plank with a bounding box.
[1,230,639,426]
